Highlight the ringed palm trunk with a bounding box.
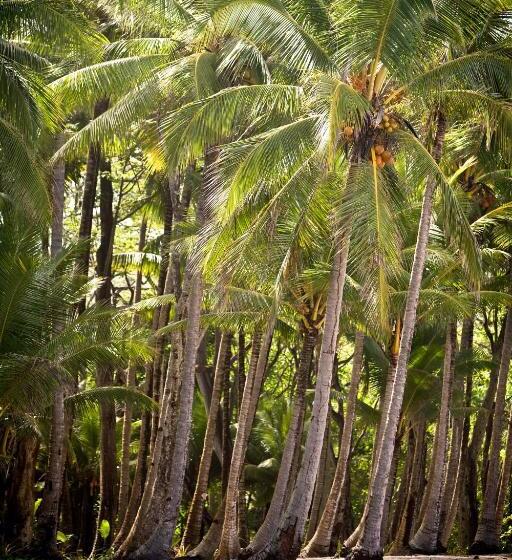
[182,332,232,550]
[215,319,274,560]
[182,331,263,560]
[409,323,456,553]
[90,157,117,556]
[116,160,210,560]
[306,412,333,541]
[119,265,203,560]
[31,134,69,557]
[470,307,512,553]
[5,436,40,550]
[344,318,401,550]
[350,111,446,560]
[117,217,147,525]
[389,419,426,554]
[495,406,512,534]
[251,231,351,560]
[303,330,365,557]
[243,327,317,557]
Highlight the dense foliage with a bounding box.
[2,1,512,560]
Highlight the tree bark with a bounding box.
[215,320,274,560]
[251,231,351,560]
[30,134,71,557]
[303,330,364,557]
[410,323,456,553]
[5,436,39,551]
[244,328,316,557]
[90,157,117,556]
[496,406,512,535]
[471,308,512,553]
[389,420,426,554]
[349,110,446,560]
[117,217,147,525]
[182,332,232,550]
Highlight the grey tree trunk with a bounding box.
[344,319,401,551]
[31,134,70,557]
[5,436,40,551]
[90,157,117,556]
[410,323,457,553]
[350,111,446,560]
[244,328,316,557]
[471,308,512,553]
[251,231,351,560]
[495,406,512,535]
[182,333,232,550]
[117,159,211,560]
[117,218,147,525]
[215,320,274,560]
[389,420,426,554]
[303,330,365,557]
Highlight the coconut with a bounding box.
[374,145,385,155]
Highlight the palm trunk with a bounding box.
[117,218,147,525]
[33,382,68,557]
[389,420,426,554]
[350,110,446,560]
[410,323,456,553]
[91,157,117,556]
[116,158,211,559]
[50,133,66,257]
[441,317,473,549]
[5,436,39,550]
[388,425,415,545]
[244,328,317,557]
[252,232,351,560]
[495,406,512,535]
[471,308,512,553]
[306,414,333,541]
[380,427,402,548]
[344,319,401,550]
[303,330,364,557]
[182,333,232,550]
[31,141,70,556]
[76,99,107,314]
[215,320,274,560]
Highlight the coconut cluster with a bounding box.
[372,144,394,168]
[379,113,399,132]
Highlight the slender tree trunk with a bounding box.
[182,333,233,550]
[244,328,317,557]
[303,330,364,557]
[496,406,512,535]
[50,133,66,257]
[349,111,446,560]
[117,218,147,525]
[5,436,39,550]
[389,420,426,554]
[31,143,70,556]
[251,231,351,560]
[380,427,402,548]
[344,318,401,550]
[116,158,212,560]
[91,157,117,556]
[76,99,107,314]
[471,308,512,553]
[306,413,333,541]
[389,425,415,545]
[410,323,456,553]
[215,320,274,560]
[438,319,472,549]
